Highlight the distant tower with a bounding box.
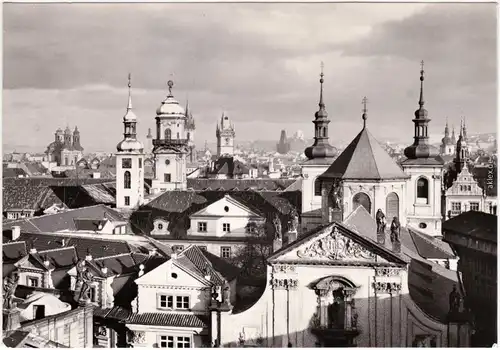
[151,80,189,193]
[185,101,196,162]
[115,74,145,209]
[216,113,235,157]
[55,128,64,143]
[63,126,72,147]
[440,118,455,156]
[454,120,470,171]
[451,125,457,145]
[276,130,291,154]
[462,117,468,141]
[401,61,444,236]
[146,128,153,153]
[72,126,84,152]
[301,63,338,214]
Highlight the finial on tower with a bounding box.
[419,60,425,107]
[318,61,325,109]
[127,73,133,110]
[361,96,368,128]
[167,80,174,96]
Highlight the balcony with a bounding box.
[153,139,188,147]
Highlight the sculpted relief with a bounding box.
[297,227,376,261]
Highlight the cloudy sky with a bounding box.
[3,2,496,153]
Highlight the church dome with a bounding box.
[441,136,452,145]
[124,108,137,122]
[64,126,72,134]
[156,80,185,116]
[116,139,144,153]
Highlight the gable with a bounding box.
[190,195,262,219]
[135,259,209,288]
[271,224,406,265]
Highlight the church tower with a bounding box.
[185,101,196,162]
[440,118,455,156]
[401,62,444,237]
[301,63,338,215]
[216,113,235,157]
[116,74,145,209]
[454,120,470,171]
[151,80,189,193]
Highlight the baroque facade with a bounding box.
[45,126,84,166]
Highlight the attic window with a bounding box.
[171,273,178,279]
[224,206,229,212]
[419,222,427,229]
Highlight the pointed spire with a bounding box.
[361,96,368,129]
[319,61,325,109]
[419,60,425,108]
[459,119,463,137]
[127,73,133,110]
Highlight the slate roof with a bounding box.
[319,127,409,180]
[3,241,27,262]
[3,167,28,178]
[35,247,78,270]
[442,210,497,243]
[126,312,209,328]
[210,157,250,177]
[408,228,455,259]
[3,204,126,234]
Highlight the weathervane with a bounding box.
[167,80,174,96]
[320,61,324,79]
[128,73,131,89]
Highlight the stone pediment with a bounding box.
[274,225,391,264]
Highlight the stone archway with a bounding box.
[353,192,371,214]
[386,192,400,220]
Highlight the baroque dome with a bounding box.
[117,139,144,153]
[156,96,185,116]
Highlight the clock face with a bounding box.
[225,138,230,145]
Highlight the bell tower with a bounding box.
[115,74,145,209]
[216,113,235,157]
[151,80,189,193]
[401,61,444,237]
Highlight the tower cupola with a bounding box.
[117,74,144,153]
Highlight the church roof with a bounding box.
[319,127,409,180]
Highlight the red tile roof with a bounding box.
[126,312,208,328]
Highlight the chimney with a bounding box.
[138,264,145,277]
[171,252,178,260]
[43,259,50,267]
[85,249,93,261]
[11,226,21,241]
[29,247,37,254]
[101,267,108,275]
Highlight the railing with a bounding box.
[153,139,188,147]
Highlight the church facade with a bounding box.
[46,126,84,166]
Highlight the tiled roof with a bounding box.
[200,249,240,282]
[4,204,126,234]
[36,246,78,270]
[9,232,132,260]
[408,229,455,259]
[399,156,444,166]
[73,219,109,231]
[319,128,409,180]
[126,312,209,328]
[186,178,295,191]
[3,167,28,178]
[178,245,230,285]
[210,157,250,176]
[442,210,497,243]
[92,253,142,277]
[3,241,27,262]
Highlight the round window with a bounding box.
[158,224,163,230]
[165,159,170,165]
[224,206,229,212]
[171,273,178,279]
[419,222,427,229]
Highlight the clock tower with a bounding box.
[151,80,189,193]
[216,113,235,157]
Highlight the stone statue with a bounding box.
[75,259,94,303]
[223,286,231,305]
[288,208,299,233]
[449,284,461,314]
[272,215,282,240]
[376,209,386,235]
[3,273,19,310]
[390,217,401,243]
[331,183,342,209]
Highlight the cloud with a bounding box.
[2,3,496,152]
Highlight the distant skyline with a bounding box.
[3,3,497,153]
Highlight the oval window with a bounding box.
[419,222,427,229]
[224,206,229,212]
[171,273,178,279]
[158,224,163,230]
[165,159,170,165]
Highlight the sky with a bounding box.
[3,2,497,153]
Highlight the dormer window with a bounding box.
[153,219,169,235]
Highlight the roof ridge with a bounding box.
[38,246,76,254]
[3,241,27,246]
[93,252,131,261]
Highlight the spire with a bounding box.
[418,60,425,108]
[319,61,325,109]
[460,119,463,138]
[362,96,368,129]
[127,73,133,110]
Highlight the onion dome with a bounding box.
[64,126,72,134]
[56,128,63,134]
[116,139,144,153]
[73,126,80,134]
[156,80,185,116]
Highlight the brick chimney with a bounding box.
[11,226,21,241]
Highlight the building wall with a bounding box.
[152,152,187,192]
[20,305,94,348]
[158,118,187,141]
[127,324,206,348]
[116,153,145,209]
[301,164,331,214]
[219,263,455,347]
[402,165,443,236]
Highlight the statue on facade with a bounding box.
[75,259,94,303]
[390,217,401,243]
[376,209,386,235]
[330,182,342,210]
[272,215,282,240]
[3,273,19,310]
[449,284,461,314]
[288,208,299,233]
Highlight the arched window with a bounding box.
[314,178,322,196]
[386,192,399,220]
[187,132,191,140]
[165,128,171,140]
[353,192,371,213]
[124,171,131,189]
[416,177,429,203]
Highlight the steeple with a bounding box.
[127,73,133,110]
[403,61,439,160]
[444,117,450,137]
[304,62,337,161]
[451,125,456,144]
[117,73,143,153]
[462,116,468,141]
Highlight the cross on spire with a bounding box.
[127,73,133,110]
[361,96,368,128]
[420,60,425,73]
